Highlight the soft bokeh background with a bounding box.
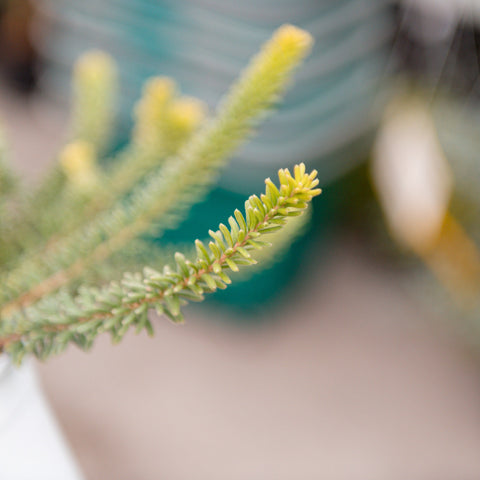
[2,0,480,478]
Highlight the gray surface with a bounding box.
[2,87,480,479]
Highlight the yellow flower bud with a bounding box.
[72,50,118,151]
[59,140,98,191]
[166,97,207,133]
[74,50,116,87]
[271,24,313,55]
[133,77,177,150]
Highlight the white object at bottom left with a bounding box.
[0,356,84,480]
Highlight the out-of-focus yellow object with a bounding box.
[72,50,118,152]
[163,97,207,153]
[269,24,313,59]
[372,94,480,307]
[59,140,98,192]
[133,76,176,151]
[133,77,206,156]
[166,97,206,133]
[75,50,115,85]
[423,213,480,306]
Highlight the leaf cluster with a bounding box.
[0,25,320,364]
[0,165,320,363]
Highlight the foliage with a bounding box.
[0,25,320,364]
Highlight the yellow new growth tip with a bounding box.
[133,77,206,156]
[75,50,116,86]
[167,97,207,132]
[59,140,98,190]
[287,163,321,196]
[272,24,314,54]
[133,77,177,149]
[256,24,313,72]
[72,50,118,151]
[140,77,176,114]
[215,24,313,133]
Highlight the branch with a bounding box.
[70,50,118,153]
[0,24,313,312]
[0,164,321,364]
[0,51,117,262]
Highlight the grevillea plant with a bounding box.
[0,25,321,364]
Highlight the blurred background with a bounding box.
[2,0,480,478]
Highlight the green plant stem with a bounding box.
[0,164,321,363]
[0,25,313,313]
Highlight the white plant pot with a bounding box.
[0,356,84,480]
